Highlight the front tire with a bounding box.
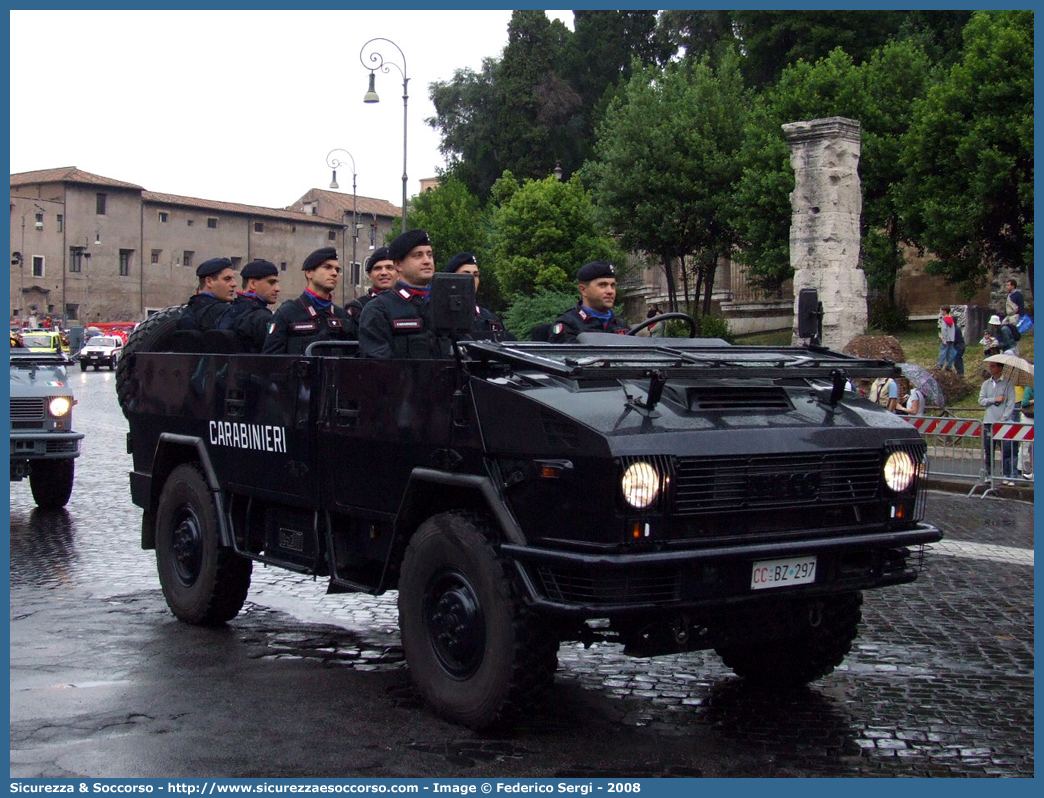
[714,592,862,686]
[29,459,75,509]
[155,463,251,625]
[398,512,558,729]
[79,361,87,372]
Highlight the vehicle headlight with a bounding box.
[883,450,916,492]
[48,396,72,417]
[622,461,661,509]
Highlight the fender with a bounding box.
[374,467,528,592]
[137,433,234,550]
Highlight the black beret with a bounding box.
[241,259,278,280]
[302,247,338,271]
[365,247,392,273]
[576,260,616,282]
[196,257,233,278]
[388,229,431,261]
[443,252,477,273]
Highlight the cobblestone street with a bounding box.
[9,371,1034,778]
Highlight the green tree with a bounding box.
[732,42,933,302]
[899,10,1033,294]
[487,173,623,299]
[586,53,749,314]
[501,288,579,340]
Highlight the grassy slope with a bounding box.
[736,321,1034,411]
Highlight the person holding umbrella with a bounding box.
[984,353,1034,483]
[979,360,1017,483]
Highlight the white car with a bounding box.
[78,335,124,371]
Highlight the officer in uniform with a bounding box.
[358,229,442,359]
[345,247,396,338]
[548,260,629,343]
[262,246,351,354]
[216,259,281,353]
[177,257,238,331]
[442,252,515,341]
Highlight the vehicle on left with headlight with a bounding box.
[10,342,83,508]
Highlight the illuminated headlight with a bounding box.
[883,451,916,492]
[48,397,72,417]
[622,461,661,509]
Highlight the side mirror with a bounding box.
[797,288,823,342]
[429,273,475,336]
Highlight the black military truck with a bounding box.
[119,281,940,729]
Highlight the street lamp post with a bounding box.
[360,37,409,232]
[326,148,359,306]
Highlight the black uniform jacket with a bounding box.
[357,285,442,359]
[547,304,629,343]
[261,291,352,355]
[473,305,517,342]
[177,293,230,332]
[345,289,382,339]
[217,292,274,353]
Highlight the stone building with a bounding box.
[10,167,401,324]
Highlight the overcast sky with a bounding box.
[10,9,574,211]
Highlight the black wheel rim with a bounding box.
[423,567,486,679]
[170,505,204,586]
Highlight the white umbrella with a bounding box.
[984,354,1034,386]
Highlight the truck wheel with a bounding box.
[715,592,862,686]
[109,355,117,371]
[155,463,251,625]
[29,459,75,509]
[79,361,87,372]
[115,305,186,418]
[398,512,559,730]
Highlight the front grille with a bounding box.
[673,450,881,514]
[46,439,80,454]
[11,398,45,420]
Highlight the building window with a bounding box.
[119,249,133,277]
[32,255,44,277]
[96,193,107,215]
[69,247,84,273]
[351,262,361,287]
[66,303,79,321]
[254,222,264,233]
[183,250,194,268]
[56,214,63,232]
[370,223,377,248]
[187,219,194,227]
[151,249,162,264]
[280,262,287,272]
[207,217,218,229]
[231,257,242,270]
[158,211,169,223]
[328,230,337,241]
[34,212,44,228]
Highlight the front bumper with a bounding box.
[502,522,942,616]
[11,430,84,461]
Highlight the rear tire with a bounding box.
[115,305,186,417]
[79,361,87,372]
[714,592,862,686]
[29,459,75,509]
[398,512,558,729]
[155,463,251,625]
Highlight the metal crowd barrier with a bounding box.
[900,415,1034,499]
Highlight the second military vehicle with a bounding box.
[119,280,940,729]
[10,344,82,508]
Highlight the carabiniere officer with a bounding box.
[357,229,441,359]
[177,257,238,332]
[262,246,351,354]
[216,258,281,353]
[548,260,629,343]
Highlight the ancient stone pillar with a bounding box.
[784,117,867,349]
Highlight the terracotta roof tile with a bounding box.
[300,189,402,219]
[142,191,336,224]
[10,166,144,190]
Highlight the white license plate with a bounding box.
[751,555,817,590]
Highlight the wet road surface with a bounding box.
[9,370,1035,777]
